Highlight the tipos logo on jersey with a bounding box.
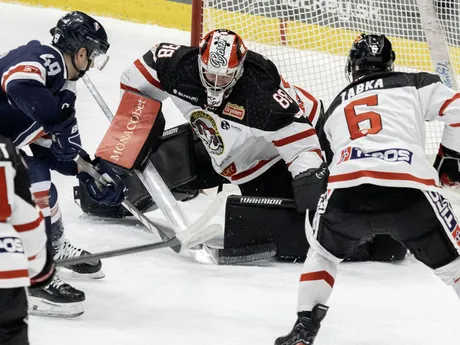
[222,102,245,120]
[0,237,24,254]
[338,147,413,165]
[426,191,460,246]
[191,111,224,155]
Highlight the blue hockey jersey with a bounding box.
[0,40,77,148]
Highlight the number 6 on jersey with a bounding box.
[344,95,382,140]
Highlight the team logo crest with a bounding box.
[222,102,245,120]
[191,111,224,155]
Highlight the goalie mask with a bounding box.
[198,29,247,107]
[346,34,395,82]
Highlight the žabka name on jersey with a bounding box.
[338,147,413,164]
[341,78,384,102]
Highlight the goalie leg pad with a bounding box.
[224,196,309,260]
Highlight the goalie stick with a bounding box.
[56,222,222,266]
[81,75,277,264]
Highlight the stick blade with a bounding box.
[174,223,222,252]
[209,242,277,265]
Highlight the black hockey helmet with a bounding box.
[346,34,396,82]
[50,11,110,77]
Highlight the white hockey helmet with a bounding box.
[198,29,247,107]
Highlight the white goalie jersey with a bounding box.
[318,71,460,191]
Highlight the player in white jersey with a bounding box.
[0,136,55,345]
[118,29,327,216]
[275,34,460,345]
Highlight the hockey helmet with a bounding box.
[346,34,396,82]
[50,11,110,77]
[198,29,247,107]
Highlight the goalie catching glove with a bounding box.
[292,162,329,212]
[77,154,126,207]
[434,144,460,186]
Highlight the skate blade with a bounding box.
[58,267,106,280]
[28,296,84,318]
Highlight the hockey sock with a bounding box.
[49,183,64,244]
[297,249,338,313]
[434,257,460,300]
[30,180,52,239]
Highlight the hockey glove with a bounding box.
[292,162,329,212]
[434,144,460,186]
[77,158,126,207]
[49,116,82,161]
[30,241,55,288]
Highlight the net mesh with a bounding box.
[200,0,460,154]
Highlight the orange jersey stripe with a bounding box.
[329,170,437,186]
[133,59,162,90]
[273,128,317,147]
[300,271,335,288]
[0,269,29,279]
[13,212,44,232]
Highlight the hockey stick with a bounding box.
[56,223,221,266]
[82,75,276,264]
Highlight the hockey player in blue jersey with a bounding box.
[0,11,125,317]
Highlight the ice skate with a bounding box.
[54,237,105,279]
[28,275,85,318]
[275,304,328,345]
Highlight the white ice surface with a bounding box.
[0,3,458,344]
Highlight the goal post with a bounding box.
[190,0,460,155]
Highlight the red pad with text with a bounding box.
[95,91,165,172]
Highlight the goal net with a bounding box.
[191,0,460,155]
